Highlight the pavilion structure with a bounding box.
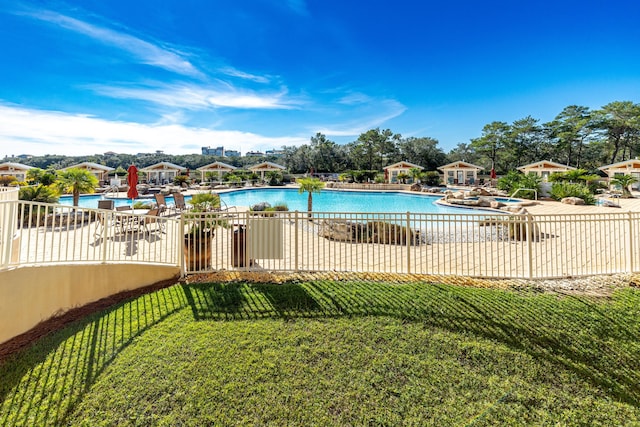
[517,161,576,182]
[599,159,640,190]
[140,162,187,185]
[0,162,34,182]
[438,161,484,186]
[248,162,286,182]
[383,161,423,183]
[60,162,114,184]
[196,161,237,183]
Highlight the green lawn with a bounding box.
[1,279,639,426]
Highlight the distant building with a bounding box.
[201,146,225,156]
[265,149,284,157]
[225,150,241,157]
[245,151,265,157]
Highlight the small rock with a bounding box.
[561,197,585,205]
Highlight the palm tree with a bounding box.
[55,168,99,206]
[610,174,638,198]
[297,177,324,215]
[396,172,410,184]
[409,167,423,184]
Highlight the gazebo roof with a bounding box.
[140,162,187,172]
[437,161,484,171]
[197,161,237,172]
[517,161,576,171]
[598,159,640,171]
[0,162,34,171]
[383,161,423,170]
[248,161,286,172]
[60,162,115,172]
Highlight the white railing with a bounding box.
[2,199,640,279]
[1,200,180,268]
[183,210,640,279]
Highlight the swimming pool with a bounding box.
[60,189,454,213]
[59,188,489,214]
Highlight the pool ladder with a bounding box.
[510,188,538,200]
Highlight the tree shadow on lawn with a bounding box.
[0,283,188,427]
[2,279,639,426]
[183,279,640,407]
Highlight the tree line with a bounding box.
[5,100,639,176]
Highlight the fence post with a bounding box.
[628,212,634,273]
[179,212,186,278]
[101,211,110,264]
[406,211,411,274]
[527,213,534,279]
[294,210,299,272]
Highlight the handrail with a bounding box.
[510,188,538,200]
[101,185,121,199]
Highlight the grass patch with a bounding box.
[1,280,639,425]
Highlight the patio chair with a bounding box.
[154,193,169,216]
[140,208,165,234]
[172,192,190,214]
[94,199,116,237]
[97,199,114,210]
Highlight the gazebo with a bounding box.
[0,162,34,182]
[196,161,237,183]
[60,162,114,184]
[248,161,286,182]
[599,159,640,190]
[383,161,423,183]
[517,161,576,182]
[140,162,187,185]
[437,161,484,186]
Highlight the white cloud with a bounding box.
[219,67,271,84]
[88,82,300,110]
[312,99,408,137]
[20,9,204,78]
[0,105,307,157]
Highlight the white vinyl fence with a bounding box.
[2,199,640,279]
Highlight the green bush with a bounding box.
[422,171,441,186]
[497,171,541,199]
[550,182,596,205]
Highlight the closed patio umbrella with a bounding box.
[490,167,497,179]
[127,165,139,205]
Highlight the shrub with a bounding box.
[550,182,596,205]
[497,171,541,199]
[422,171,441,186]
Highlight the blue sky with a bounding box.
[1,0,639,158]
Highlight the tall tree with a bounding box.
[309,133,347,172]
[594,101,640,164]
[505,116,543,171]
[446,142,480,165]
[470,121,510,172]
[545,105,593,167]
[354,128,400,171]
[397,137,446,170]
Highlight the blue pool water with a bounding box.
[59,188,495,214]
